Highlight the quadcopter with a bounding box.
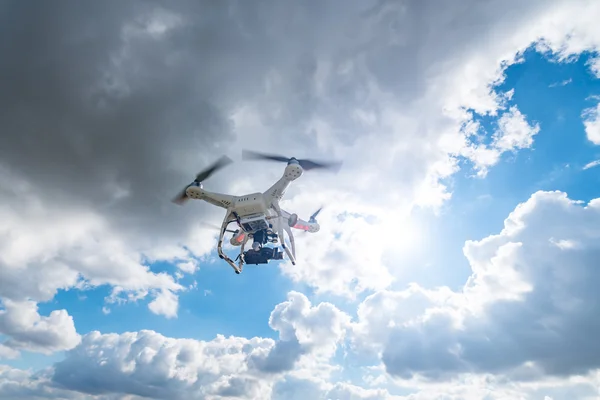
[172,150,342,274]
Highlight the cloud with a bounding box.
[249,291,351,374]
[587,56,600,79]
[549,78,574,87]
[147,289,179,319]
[582,102,600,145]
[460,105,540,177]
[4,191,600,397]
[583,160,600,170]
[0,364,88,400]
[0,163,188,346]
[0,292,348,400]
[0,166,184,305]
[275,203,400,298]
[5,0,595,300]
[49,330,274,399]
[493,106,541,152]
[350,191,600,383]
[2,1,600,399]
[176,260,198,275]
[324,383,396,400]
[0,345,19,360]
[0,300,80,356]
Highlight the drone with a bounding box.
[172,149,342,274]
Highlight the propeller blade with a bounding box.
[242,149,342,172]
[194,155,233,183]
[309,206,323,223]
[172,187,190,205]
[297,159,342,172]
[241,149,289,163]
[171,155,233,206]
[302,206,324,234]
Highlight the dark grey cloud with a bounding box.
[0,0,562,256]
[271,376,324,400]
[216,377,264,398]
[0,365,84,400]
[248,336,305,374]
[0,0,370,252]
[0,1,242,244]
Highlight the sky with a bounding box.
[1,0,600,399]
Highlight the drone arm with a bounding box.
[280,208,320,233]
[185,186,236,209]
[263,176,291,207]
[262,162,305,207]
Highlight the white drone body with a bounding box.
[174,152,338,274]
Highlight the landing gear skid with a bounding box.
[217,212,247,274]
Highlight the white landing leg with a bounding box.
[218,212,242,274]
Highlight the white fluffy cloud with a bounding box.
[0,300,80,356]
[249,291,351,375]
[4,188,600,399]
[0,166,188,351]
[147,289,179,319]
[350,191,600,388]
[269,291,350,357]
[583,160,600,170]
[0,171,184,308]
[459,105,540,177]
[276,201,400,298]
[0,292,352,400]
[582,101,600,145]
[49,330,275,399]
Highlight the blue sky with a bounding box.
[2,1,600,399]
[411,48,600,290]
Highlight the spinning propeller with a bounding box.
[172,155,233,205]
[288,206,324,229]
[309,206,323,223]
[242,149,342,172]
